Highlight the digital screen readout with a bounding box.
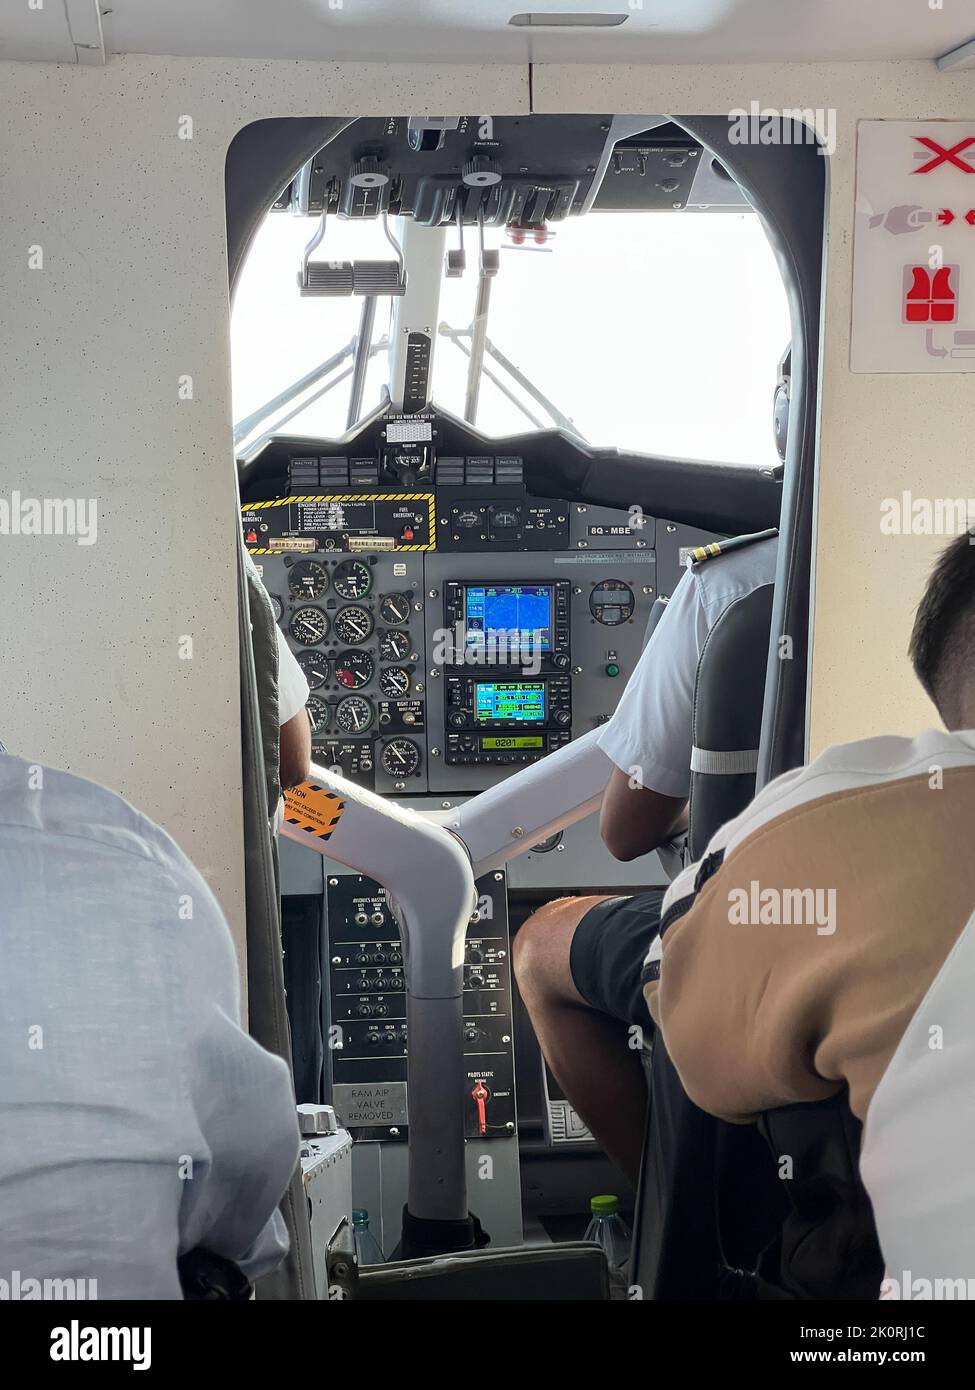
[474,682,546,723]
[481,736,545,749]
[464,585,553,651]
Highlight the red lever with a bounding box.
[471,1079,490,1135]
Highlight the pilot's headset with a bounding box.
[772,346,791,464]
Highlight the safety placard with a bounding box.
[283,782,345,842]
[851,121,975,372]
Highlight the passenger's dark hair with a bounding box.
[909,529,975,725]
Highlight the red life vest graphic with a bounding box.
[904,265,957,323]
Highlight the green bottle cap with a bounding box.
[590,1194,619,1215]
[352,1208,369,1225]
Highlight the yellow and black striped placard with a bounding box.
[284,783,346,841]
[241,493,436,553]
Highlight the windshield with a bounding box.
[232,207,790,467]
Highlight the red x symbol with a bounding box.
[912,137,975,175]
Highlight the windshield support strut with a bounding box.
[346,295,377,430]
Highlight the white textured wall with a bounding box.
[0,58,528,957]
[1,55,971,964]
[534,61,975,752]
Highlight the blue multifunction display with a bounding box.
[464,584,554,654]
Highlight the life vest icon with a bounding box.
[903,264,958,324]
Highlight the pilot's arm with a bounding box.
[596,564,708,861]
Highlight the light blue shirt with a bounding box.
[0,751,299,1299]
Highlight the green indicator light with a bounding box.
[605,663,620,677]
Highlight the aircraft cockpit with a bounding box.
[229,111,819,1299]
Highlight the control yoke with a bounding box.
[281,726,612,1253]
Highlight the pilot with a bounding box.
[647,530,975,1288]
[0,745,301,1299]
[244,548,312,794]
[513,529,777,1184]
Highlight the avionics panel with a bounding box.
[242,426,722,799]
[324,871,515,1143]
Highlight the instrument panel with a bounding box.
[244,424,711,796]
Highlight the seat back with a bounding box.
[632,576,784,1299]
[631,570,883,1300]
[687,582,774,860]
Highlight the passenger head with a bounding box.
[909,530,975,730]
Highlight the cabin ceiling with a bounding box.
[2,0,973,68]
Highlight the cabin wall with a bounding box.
[1,55,970,964]
[536,62,975,753]
[0,58,528,961]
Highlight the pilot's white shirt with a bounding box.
[276,625,310,725]
[0,751,300,1299]
[597,537,778,797]
[244,549,310,726]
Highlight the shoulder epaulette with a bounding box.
[687,527,779,565]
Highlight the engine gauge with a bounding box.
[269,595,283,622]
[489,505,522,531]
[288,560,329,600]
[379,666,411,698]
[296,650,330,690]
[334,649,375,690]
[334,605,374,644]
[289,606,329,646]
[379,628,411,661]
[335,695,374,734]
[333,558,372,600]
[378,592,412,626]
[380,738,421,779]
[306,696,331,735]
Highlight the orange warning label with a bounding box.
[284,782,346,841]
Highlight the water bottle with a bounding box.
[583,1194,631,1270]
[352,1208,386,1266]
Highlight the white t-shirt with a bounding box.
[0,752,300,1298]
[243,551,310,726]
[275,625,311,726]
[597,537,778,798]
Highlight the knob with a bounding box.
[468,973,484,989]
[554,709,572,726]
[463,156,502,187]
[349,156,389,189]
[297,1104,338,1136]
